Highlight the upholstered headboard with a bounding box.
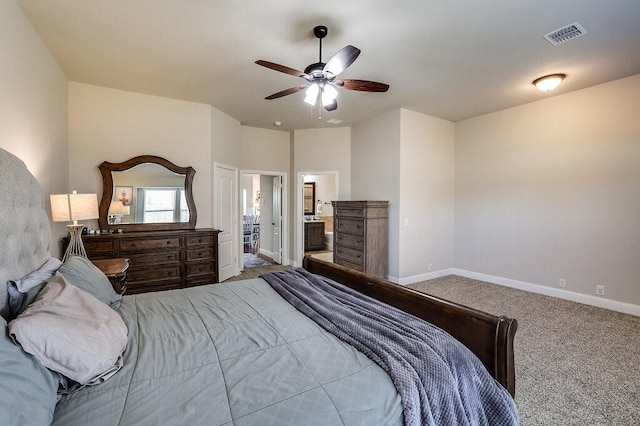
[0,148,52,319]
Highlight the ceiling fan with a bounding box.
[256,25,389,111]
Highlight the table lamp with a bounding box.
[50,190,99,261]
[108,200,130,224]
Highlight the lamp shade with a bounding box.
[50,192,99,224]
[109,200,130,216]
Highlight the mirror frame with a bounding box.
[98,155,197,232]
[303,182,315,215]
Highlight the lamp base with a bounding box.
[63,224,87,262]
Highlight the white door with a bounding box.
[214,163,237,282]
[272,176,283,263]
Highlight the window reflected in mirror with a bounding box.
[98,155,196,232]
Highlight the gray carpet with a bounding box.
[407,275,640,426]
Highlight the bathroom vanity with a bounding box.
[304,220,326,251]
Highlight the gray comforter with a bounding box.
[53,278,404,425]
[261,268,519,426]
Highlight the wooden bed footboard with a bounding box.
[302,255,517,397]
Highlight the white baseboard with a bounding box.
[302,261,640,317]
[451,268,640,317]
[388,269,455,285]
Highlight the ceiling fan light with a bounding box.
[321,85,338,106]
[533,73,565,91]
[304,84,319,105]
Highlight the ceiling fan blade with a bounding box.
[323,45,361,77]
[255,60,309,79]
[335,79,389,92]
[265,86,308,100]
[324,100,338,111]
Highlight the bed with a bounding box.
[0,147,518,425]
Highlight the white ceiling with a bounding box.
[17,0,640,131]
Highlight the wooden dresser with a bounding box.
[67,229,220,294]
[331,201,389,278]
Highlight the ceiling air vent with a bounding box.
[543,22,587,46]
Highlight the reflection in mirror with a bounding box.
[99,155,196,232]
[303,182,315,215]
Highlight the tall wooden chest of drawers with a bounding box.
[67,229,220,294]
[331,201,389,278]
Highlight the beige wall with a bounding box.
[399,109,455,281]
[211,107,241,168]
[352,109,455,284]
[68,82,213,228]
[0,0,69,257]
[352,110,401,278]
[455,74,640,305]
[293,127,351,263]
[240,126,290,172]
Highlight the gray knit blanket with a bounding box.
[261,268,519,426]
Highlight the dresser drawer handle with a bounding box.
[166,241,172,245]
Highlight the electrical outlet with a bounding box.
[559,279,566,288]
[596,285,605,296]
[428,263,432,271]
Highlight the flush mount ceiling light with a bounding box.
[533,74,566,91]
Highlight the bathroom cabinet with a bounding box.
[332,201,389,278]
[304,221,326,251]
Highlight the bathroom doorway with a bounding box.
[297,171,338,266]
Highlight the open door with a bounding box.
[214,163,238,281]
[272,176,283,263]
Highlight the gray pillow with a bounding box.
[6,257,62,318]
[0,316,58,426]
[58,255,121,310]
[8,272,128,386]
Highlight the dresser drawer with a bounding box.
[120,237,180,251]
[186,275,217,288]
[335,207,364,218]
[186,234,215,246]
[335,232,364,250]
[334,245,364,266]
[335,257,364,273]
[187,261,216,277]
[336,218,365,236]
[128,251,180,266]
[84,240,116,253]
[187,247,215,261]
[127,265,181,283]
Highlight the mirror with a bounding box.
[303,182,315,215]
[98,155,197,232]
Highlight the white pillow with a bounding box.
[8,272,128,386]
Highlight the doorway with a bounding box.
[240,170,288,270]
[297,171,338,266]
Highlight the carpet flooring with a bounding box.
[407,275,640,426]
